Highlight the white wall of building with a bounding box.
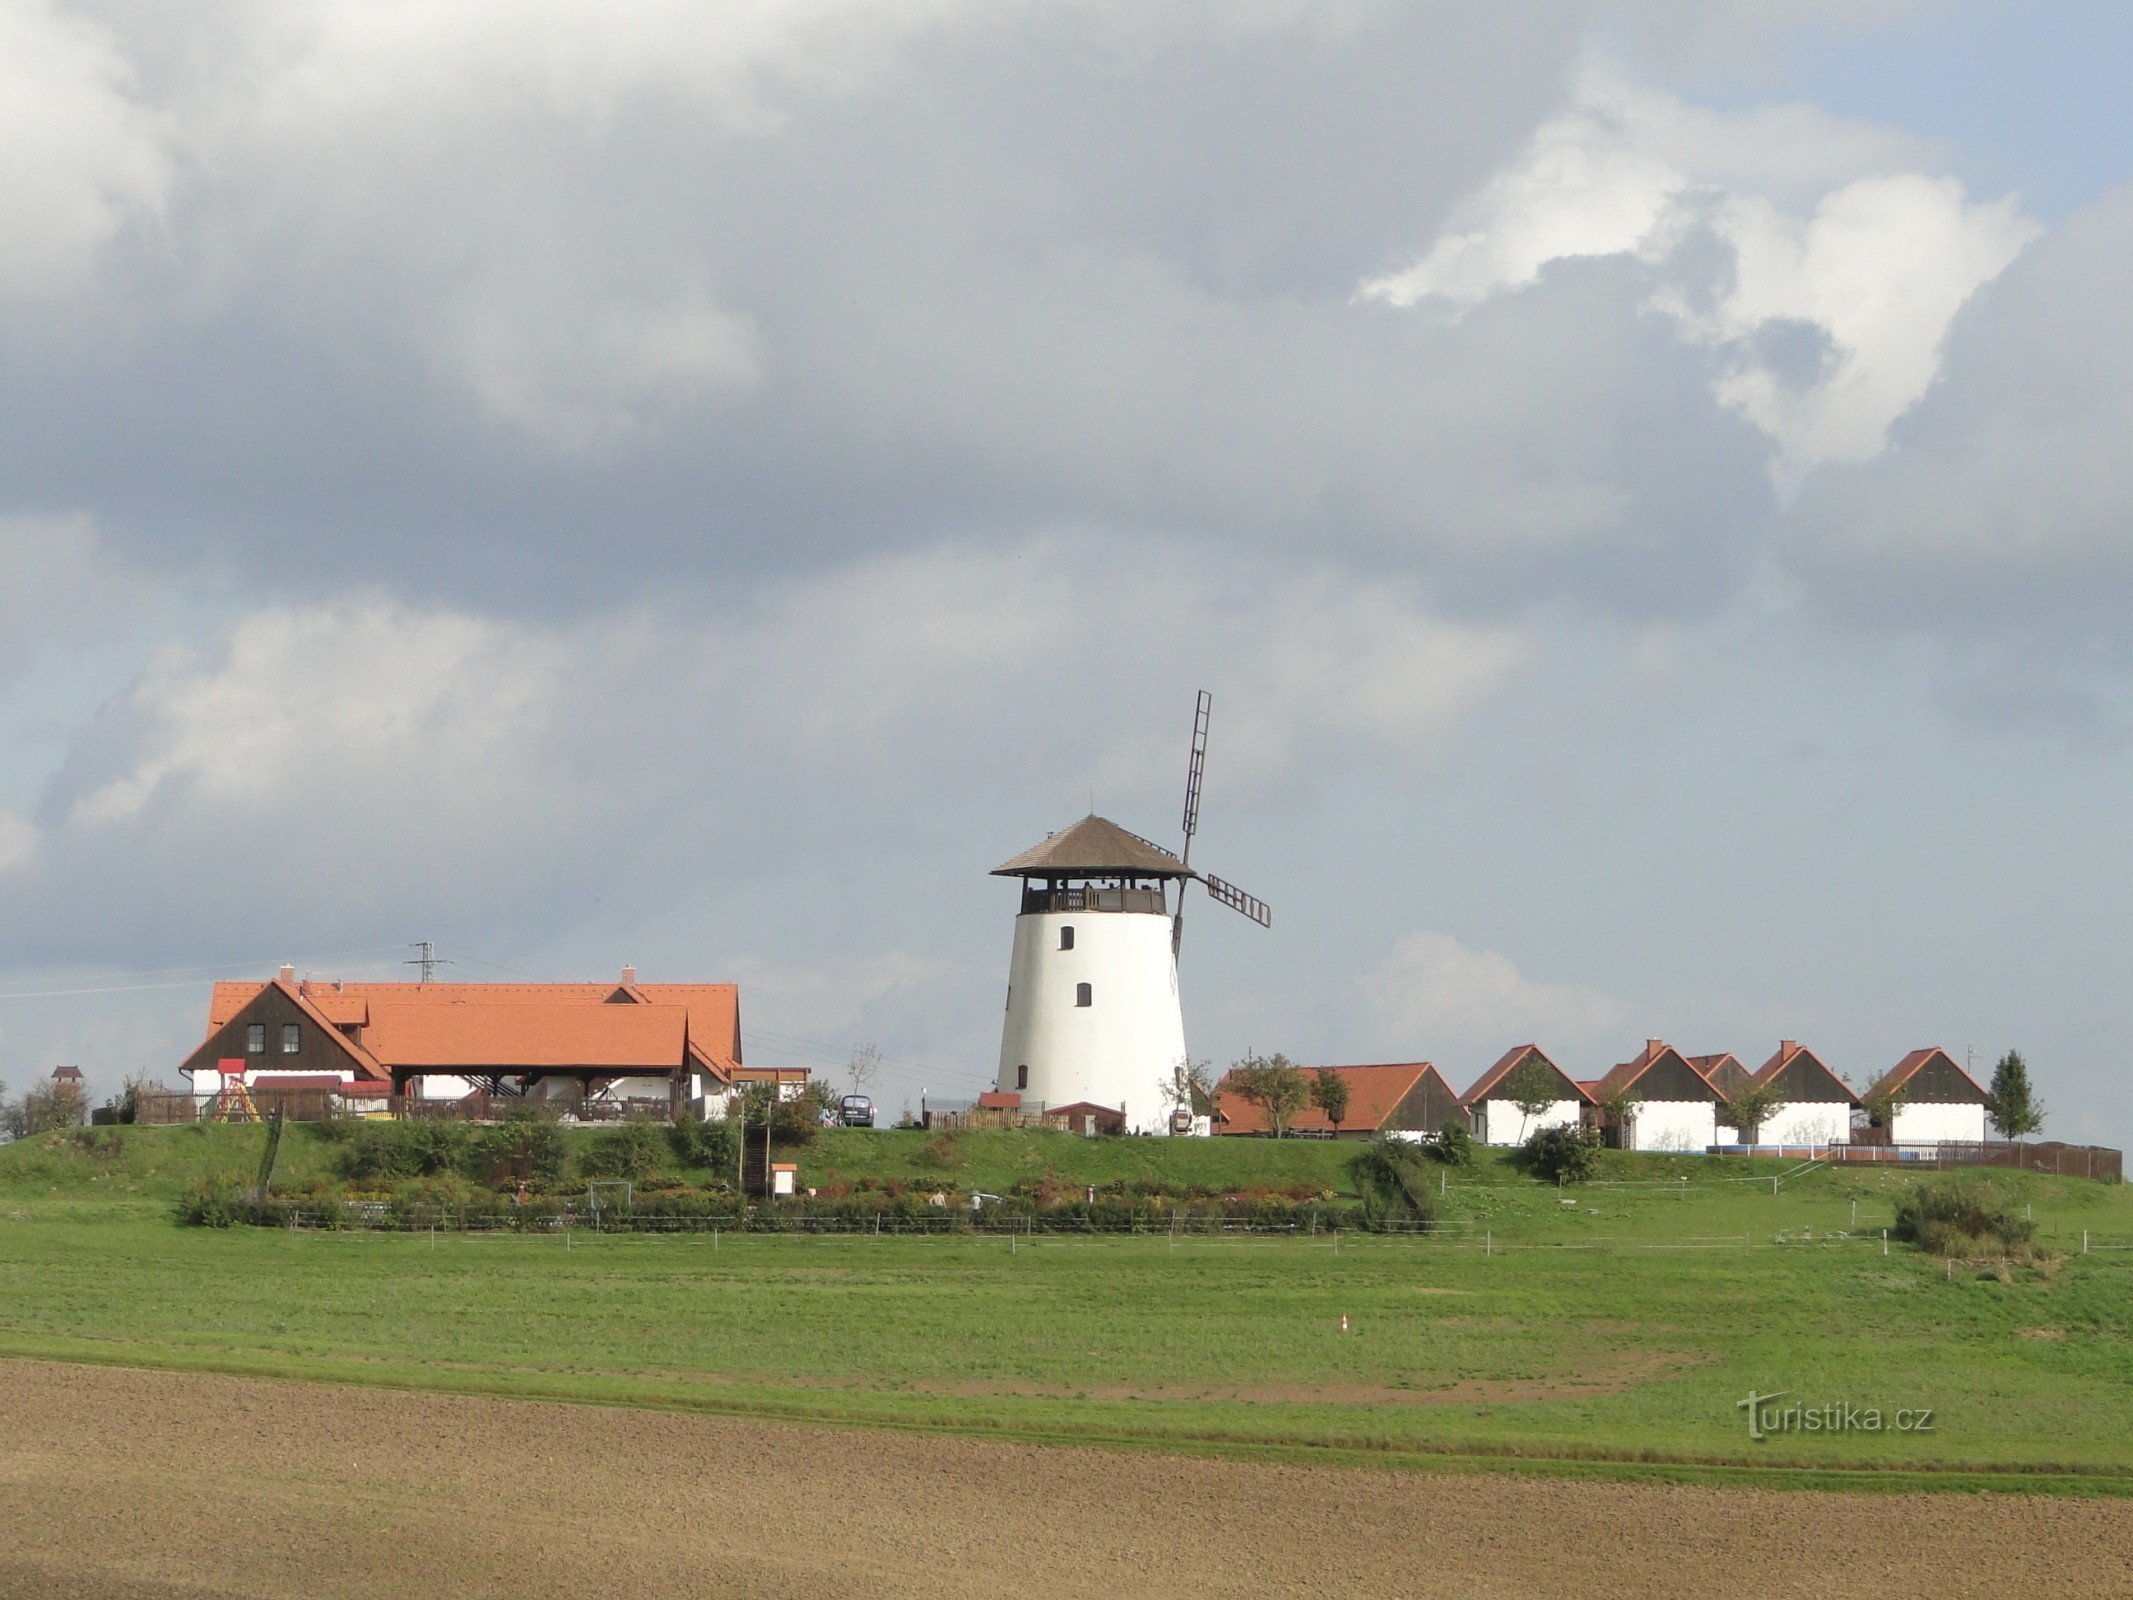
[997,909,1183,1135]
[1623,1100,1717,1152]
[1762,1101,1852,1146]
[1473,1097,1582,1146]
[1890,1102,1987,1144]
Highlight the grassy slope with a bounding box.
[2,1126,2129,1494]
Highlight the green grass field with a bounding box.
[2,1124,2128,1494]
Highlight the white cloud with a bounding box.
[1361,67,2037,476]
[1791,182,2133,641]
[2,536,1529,963]
[0,0,168,301]
[1358,929,1626,1060]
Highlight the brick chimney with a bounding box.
[621,964,637,985]
[279,964,295,982]
[1780,1039,1796,1056]
[1646,1037,1663,1059]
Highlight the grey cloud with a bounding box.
[0,2,1783,622]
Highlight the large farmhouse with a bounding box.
[177,967,793,1118]
[1215,1061,1463,1140]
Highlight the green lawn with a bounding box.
[2,1125,2129,1494]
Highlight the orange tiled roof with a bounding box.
[203,976,742,1079]
[1216,1062,1443,1135]
[362,1000,686,1070]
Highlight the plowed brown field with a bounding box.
[2,1360,2128,1599]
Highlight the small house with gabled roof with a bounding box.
[1593,1039,1720,1152]
[1867,1048,1989,1144]
[1750,1041,1860,1146]
[1461,1045,1593,1147]
[1215,1061,1463,1141]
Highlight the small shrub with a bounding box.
[1426,1120,1474,1166]
[668,1115,739,1175]
[1521,1122,1600,1185]
[916,1130,962,1170]
[174,1175,246,1228]
[582,1117,667,1182]
[1894,1176,2040,1258]
[475,1105,569,1187]
[1348,1136,1436,1230]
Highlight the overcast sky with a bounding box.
[2,0,2130,1144]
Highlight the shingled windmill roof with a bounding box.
[991,814,1198,878]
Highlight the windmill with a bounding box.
[991,690,1268,1133]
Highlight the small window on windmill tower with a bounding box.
[1016,1064,1029,1090]
[1059,925,1075,951]
[1076,982,1093,1008]
[281,1022,301,1053]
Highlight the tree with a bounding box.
[845,1043,882,1100]
[1228,1052,1310,1138]
[1502,1054,1562,1142]
[1716,1082,1786,1146]
[8,1078,87,1139]
[1310,1068,1351,1135]
[1862,1084,1905,1131]
[1986,1050,2045,1141]
[1158,1058,1218,1127]
[0,1081,18,1143]
[1592,1086,1643,1149]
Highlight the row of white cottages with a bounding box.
[1462,1040,1991,1153]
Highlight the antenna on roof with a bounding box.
[404,940,451,984]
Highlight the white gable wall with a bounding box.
[1623,1100,1716,1152]
[1890,1102,1987,1144]
[1763,1101,1852,1145]
[1473,1097,1583,1146]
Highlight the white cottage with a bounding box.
[1867,1048,1990,1145]
[1461,1044,1593,1147]
[1592,1039,1719,1153]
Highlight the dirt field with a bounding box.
[1,1361,2128,1600]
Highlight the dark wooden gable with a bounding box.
[1621,1049,1718,1102]
[1898,1051,1987,1105]
[177,985,373,1082]
[1385,1066,1463,1134]
[1768,1051,1857,1105]
[1483,1047,1585,1102]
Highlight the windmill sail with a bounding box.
[1203,872,1272,928]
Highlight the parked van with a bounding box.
[839,1094,876,1128]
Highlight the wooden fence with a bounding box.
[131,1090,680,1126]
[1826,1139,2121,1183]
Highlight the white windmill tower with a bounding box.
[993,692,1271,1133]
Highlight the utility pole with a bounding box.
[404,940,451,984]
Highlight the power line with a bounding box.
[0,945,417,1003]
